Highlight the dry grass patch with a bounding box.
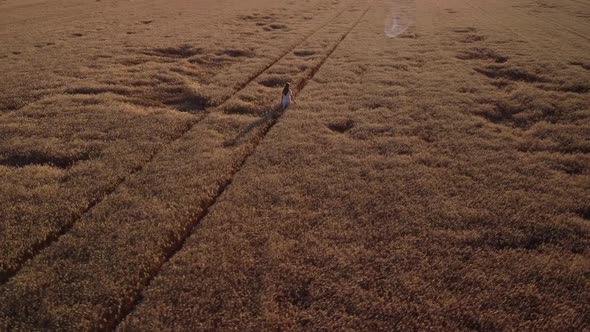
[144,44,204,58]
[471,78,588,128]
[459,34,486,43]
[268,23,289,30]
[559,81,590,94]
[326,119,354,133]
[294,49,317,57]
[570,61,590,70]
[0,96,196,282]
[475,64,549,83]
[0,150,92,169]
[219,48,256,58]
[457,47,509,63]
[222,99,264,116]
[258,75,289,88]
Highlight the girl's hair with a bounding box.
[282,82,291,96]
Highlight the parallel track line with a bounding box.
[111,4,372,330]
[0,3,353,286]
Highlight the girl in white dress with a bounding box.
[281,82,296,110]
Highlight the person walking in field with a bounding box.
[281,82,296,110]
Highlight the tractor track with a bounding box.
[110,4,372,330]
[0,2,354,286]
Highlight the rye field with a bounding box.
[0,0,589,330]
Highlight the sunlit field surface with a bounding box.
[1,0,589,330]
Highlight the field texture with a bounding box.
[1,0,589,330]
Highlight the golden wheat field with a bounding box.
[0,0,589,330]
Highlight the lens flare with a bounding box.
[385,15,409,37]
[384,1,416,38]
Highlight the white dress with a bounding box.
[281,91,292,110]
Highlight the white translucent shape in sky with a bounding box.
[384,0,415,38]
[385,15,409,37]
